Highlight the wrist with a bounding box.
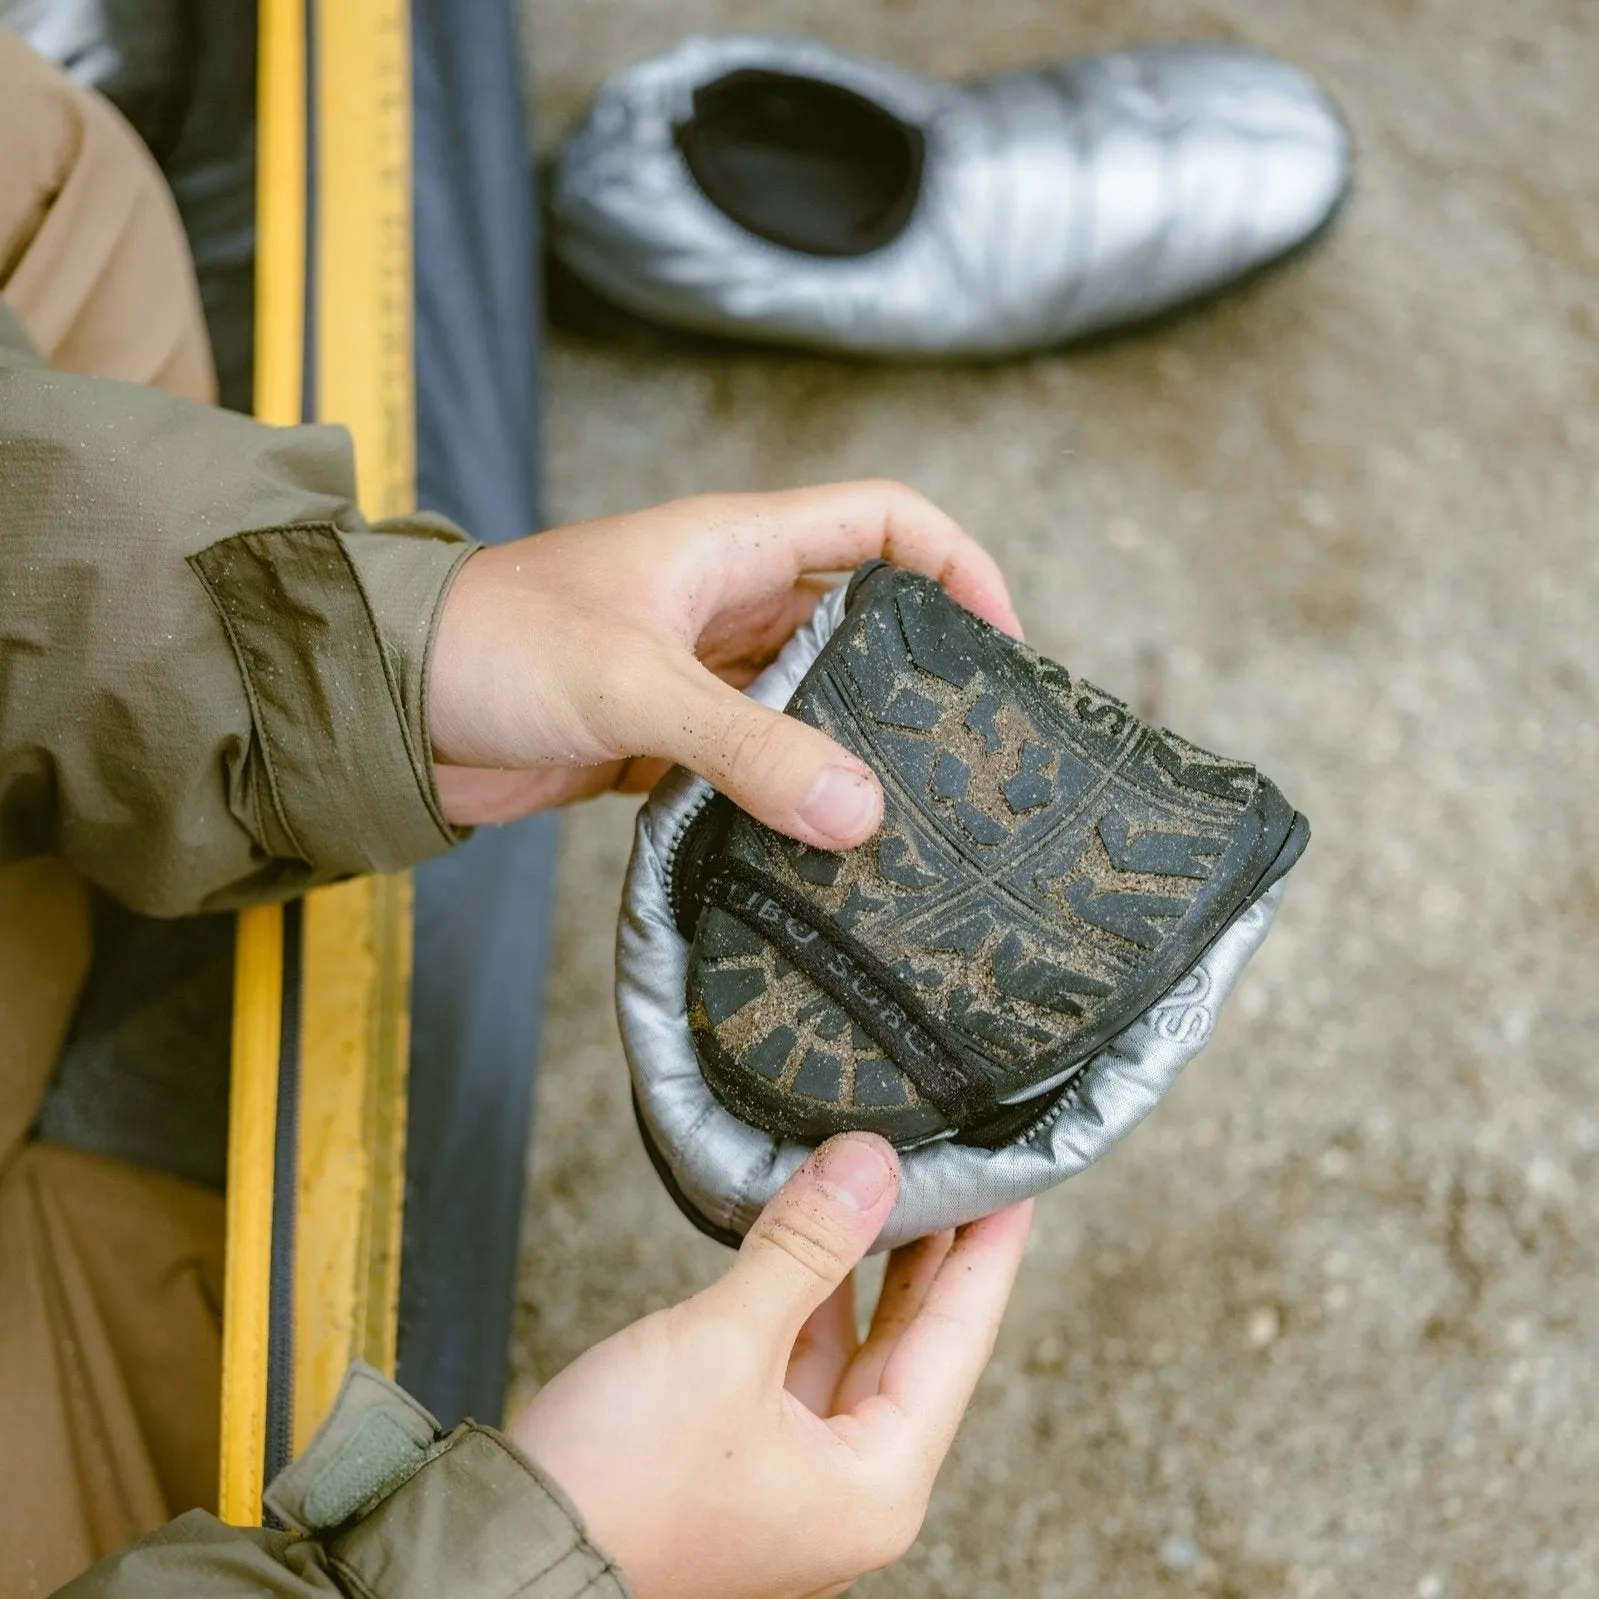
[423,543,488,766]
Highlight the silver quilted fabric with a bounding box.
[551,33,1351,357]
[616,586,1288,1249]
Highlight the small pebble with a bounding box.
[1158,1534,1199,1572]
[1247,1304,1281,1349]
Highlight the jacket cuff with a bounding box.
[188,517,475,879]
[344,513,478,837]
[266,1363,630,1599]
[328,1428,629,1599]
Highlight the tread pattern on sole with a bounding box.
[684,565,1299,1147]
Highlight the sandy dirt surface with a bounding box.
[511,4,1599,1594]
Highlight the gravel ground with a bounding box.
[510,4,1599,1595]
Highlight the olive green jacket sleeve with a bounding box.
[54,1365,631,1599]
[0,300,478,916]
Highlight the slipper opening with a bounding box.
[676,68,925,257]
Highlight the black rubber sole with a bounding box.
[680,564,1310,1150]
[640,847,1298,1248]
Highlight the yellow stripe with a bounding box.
[218,903,284,1526]
[292,874,413,1453]
[313,0,414,517]
[292,0,416,1456]
[225,0,416,1502]
[219,0,307,1523]
[251,0,306,428]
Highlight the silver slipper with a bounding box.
[616,585,1295,1249]
[549,32,1352,357]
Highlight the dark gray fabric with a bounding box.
[398,0,556,1430]
[36,898,233,1191]
[158,0,256,414]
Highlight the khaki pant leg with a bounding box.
[0,860,91,1158]
[0,1147,225,1596]
[0,28,215,401]
[0,33,227,1593]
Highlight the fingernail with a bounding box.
[798,766,880,843]
[813,1136,895,1212]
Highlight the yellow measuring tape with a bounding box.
[220,0,416,1523]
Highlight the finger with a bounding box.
[609,755,674,794]
[696,577,839,677]
[435,763,623,825]
[612,652,885,849]
[840,1201,1032,1465]
[831,1231,954,1415]
[686,482,1022,640]
[434,757,665,825]
[707,1134,900,1351]
[785,1276,858,1416]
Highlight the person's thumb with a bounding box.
[635,654,884,850]
[709,1135,900,1349]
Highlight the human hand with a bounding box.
[508,1135,1032,1599]
[427,480,1020,846]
